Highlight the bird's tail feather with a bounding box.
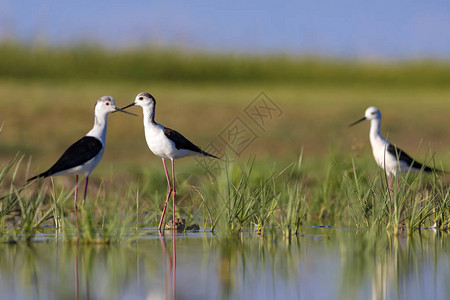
[27,171,51,182]
[201,151,219,159]
[422,165,447,175]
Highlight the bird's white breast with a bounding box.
[143,123,202,159]
[143,124,175,159]
[371,140,405,176]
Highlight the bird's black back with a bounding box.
[387,144,435,173]
[163,127,218,158]
[27,136,103,181]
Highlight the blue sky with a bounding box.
[1,0,449,58]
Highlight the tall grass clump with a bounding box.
[67,175,166,243]
[0,155,156,243]
[306,152,356,226]
[0,153,58,241]
[197,160,262,235]
[343,159,388,229]
[195,158,308,237]
[428,173,449,230]
[0,154,23,233]
[343,156,449,232]
[271,155,307,237]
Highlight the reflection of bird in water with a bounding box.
[74,244,91,300]
[159,231,176,300]
[121,92,218,231]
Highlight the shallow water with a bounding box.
[0,228,448,300]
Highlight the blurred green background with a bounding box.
[1,43,449,182]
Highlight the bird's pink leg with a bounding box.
[159,158,173,231]
[74,175,79,232]
[396,176,404,219]
[388,175,393,192]
[82,176,89,206]
[171,158,176,229]
[388,174,394,203]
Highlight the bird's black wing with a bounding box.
[27,136,103,181]
[387,144,433,172]
[163,127,218,158]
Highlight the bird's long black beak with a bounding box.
[120,102,136,111]
[113,106,137,116]
[348,117,366,127]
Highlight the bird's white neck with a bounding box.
[369,118,387,146]
[86,112,108,143]
[142,104,157,127]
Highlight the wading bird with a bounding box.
[121,92,218,231]
[27,96,136,230]
[349,106,444,190]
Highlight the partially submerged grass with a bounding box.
[0,150,447,242]
[196,157,300,236]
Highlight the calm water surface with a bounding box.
[0,228,448,300]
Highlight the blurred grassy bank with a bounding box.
[1,80,449,173]
[1,42,450,86]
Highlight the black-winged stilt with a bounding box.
[27,96,136,230]
[121,92,218,231]
[349,106,445,190]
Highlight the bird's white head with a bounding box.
[119,92,156,115]
[349,106,382,127]
[95,96,118,115]
[364,106,381,121]
[134,92,156,108]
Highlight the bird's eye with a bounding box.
[371,112,375,115]
[139,97,144,100]
[105,102,110,106]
